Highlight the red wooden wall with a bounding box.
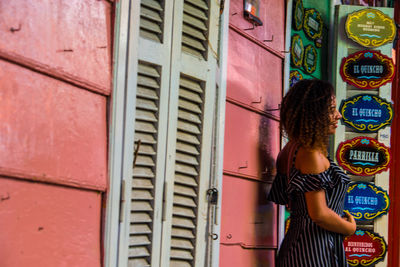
[0,1,112,266]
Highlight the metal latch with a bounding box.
[207,188,219,205]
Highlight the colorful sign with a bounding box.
[340,94,393,132]
[340,50,395,89]
[289,70,303,88]
[303,45,317,74]
[291,34,304,68]
[303,8,323,41]
[345,8,396,48]
[344,182,390,221]
[344,229,387,266]
[336,137,390,176]
[292,0,304,31]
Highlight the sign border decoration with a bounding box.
[292,0,304,31]
[340,50,395,89]
[336,137,391,176]
[303,44,317,74]
[339,94,393,132]
[344,182,390,221]
[345,229,387,266]
[290,34,304,68]
[303,8,323,40]
[345,8,396,48]
[289,70,303,88]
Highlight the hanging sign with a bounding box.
[303,45,317,74]
[291,34,304,68]
[292,0,304,31]
[340,50,395,89]
[289,70,303,88]
[340,94,393,132]
[344,182,390,221]
[345,8,396,48]
[344,229,387,266]
[303,8,323,41]
[336,137,390,176]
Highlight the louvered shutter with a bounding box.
[159,0,220,266]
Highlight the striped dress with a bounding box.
[268,149,350,267]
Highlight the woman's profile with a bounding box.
[268,79,356,266]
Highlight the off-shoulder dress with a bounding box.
[268,145,350,267]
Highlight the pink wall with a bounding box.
[0,1,112,266]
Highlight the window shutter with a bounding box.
[129,62,160,267]
[140,0,164,42]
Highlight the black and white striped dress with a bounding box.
[268,150,350,267]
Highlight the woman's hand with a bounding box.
[343,210,356,236]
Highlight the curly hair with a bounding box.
[280,79,334,149]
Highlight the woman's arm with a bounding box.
[305,190,356,236]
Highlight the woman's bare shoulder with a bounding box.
[295,147,330,174]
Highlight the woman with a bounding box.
[268,79,356,267]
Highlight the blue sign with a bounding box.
[344,182,390,221]
[340,94,393,132]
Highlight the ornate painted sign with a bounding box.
[303,45,317,74]
[344,230,387,266]
[340,94,393,132]
[340,50,395,89]
[292,0,304,31]
[345,8,396,48]
[289,70,303,88]
[303,8,323,40]
[291,34,304,68]
[336,137,390,176]
[344,182,390,221]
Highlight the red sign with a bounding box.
[336,137,390,176]
[344,230,387,266]
[340,50,394,89]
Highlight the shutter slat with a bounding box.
[135,155,155,167]
[173,195,197,207]
[128,258,151,267]
[182,35,207,52]
[132,189,153,200]
[131,201,153,211]
[138,74,160,89]
[178,110,202,124]
[135,121,157,134]
[141,6,163,23]
[136,109,158,122]
[170,260,192,267]
[179,88,203,103]
[176,142,200,156]
[171,238,195,249]
[130,235,151,246]
[173,206,196,218]
[136,144,156,156]
[177,120,201,135]
[138,64,161,78]
[134,133,156,145]
[175,173,198,187]
[175,152,199,166]
[132,178,154,189]
[137,86,159,100]
[180,77,203,93]
[132,166,155,178]
[177,131,200,145]
[175,163,198,176]
[174,184,197,197]
[182,24,206,41]
[131,212,152,223]
[131,224,152,234]
[183,14,207,31]
[179,99,202,113]
[172,217,196,229]
[184,3,208,20]
[172,228,195,239]
[137,98,158,111]
[170,248,194,260]
[142,0,163,11]
[186,0,208,10]
[128,246,151,258]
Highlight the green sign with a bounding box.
[303,8,323,41]
[291,34,304,68]
[345,8,396,48]
[292,0,304,31]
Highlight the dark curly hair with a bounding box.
[280,79,334,149]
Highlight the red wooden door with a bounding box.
[220,1,286,266]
